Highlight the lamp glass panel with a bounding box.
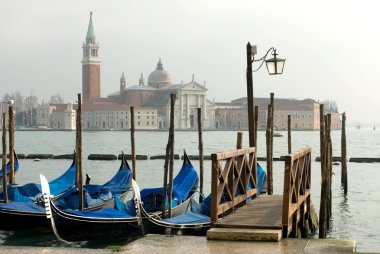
[265,61,276,75]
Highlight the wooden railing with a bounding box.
[282,147,312,237]
[210,147,257,223]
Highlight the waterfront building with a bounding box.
[215,97,341,130]
[50,103,76,130]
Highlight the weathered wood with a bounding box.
[210,147,257,223]
[326,114,332,224]
[88,154,117,160]
[288,115,291,154]
[197,108,204,203]
[341,112,347,194]
[168,93,176,218]
[254,106,258,150]
[8,104,15,184]
[130,106,136,180]
[236,132,243,149]
[161,141,170,218]
[77,93,83,211]
[319,106,327,238]
[246,42,255,148]
[2,112,8,203]
[282,147,312,237]
[266,104,273,195]
[211,147,255,161]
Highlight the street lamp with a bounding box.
[252,46,286,75]
[246,43,285,148]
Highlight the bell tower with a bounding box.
[82,12,101,103]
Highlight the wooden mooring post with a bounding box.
[197,108,204,203]
[254,105,258,149]
[236,132,243,149]
[288,115,292,154]
[8,102,15,184]
[266,104,273,195]
[341,112,347,194]
[167,93,176,218]
[130,106,136,180]
[76,93,84,211]
[246,42,255,148]
[319,106,333,238]
[2,106,8,203]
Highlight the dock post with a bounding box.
[341,112,347,194]
[236,132,243,149]
[161,141,170,218]
[77,93,83,211]
[2,106,8,203]
[288,115,292,154]
[319,104,327,238]
[8,103,15,184]
[254,105,258,150]
[266,104,273,195]
[326,114,332,223]
[246,42,255,148]
[167,93,176,218]
[197,108,204,203]
[130,106,136,180]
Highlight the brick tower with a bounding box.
[82,12,100,103]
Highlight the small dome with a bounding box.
[148,58,172,88]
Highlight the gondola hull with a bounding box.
[140,203,210,236]
[50,202,142,241]
[0,208,48,230]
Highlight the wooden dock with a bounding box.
[208,147,312,241]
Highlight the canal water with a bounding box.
[0,129,379,252]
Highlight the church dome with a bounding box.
[148,58,172,88]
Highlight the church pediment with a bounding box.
[181,81,208,92]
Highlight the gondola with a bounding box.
[41,174,142,242]
[0,149,20,181]
[43,150,199,242]
[139,151,199,217]
[140,163,267,236]
[54,152,133,211]
[0,153,133,229]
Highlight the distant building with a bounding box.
[50,103,76,130]
[215,97,341,130]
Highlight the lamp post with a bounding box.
[246,42,286,147]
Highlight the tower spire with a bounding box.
[156,58,163,70]
[86,12,96,43]
[139,73,145,86]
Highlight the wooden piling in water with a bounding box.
[161,141,170,218]
[168,93,176,218]
[197,108,204,203]
[288,115,292,154]
[341,112,347,194]
[2,110,8,203]
[266,104,273,195]
[77,94,84,211]
[319,105,327,238]
[326,114,332,223]
[236,132,243,149]
[246,42,255,148]
[130,106,136,180]
[8,104,15,184]
[254,106,258,150]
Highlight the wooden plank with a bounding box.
[215,195,283,229]
[211,147,255,161]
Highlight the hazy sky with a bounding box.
[1,0,379,123]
